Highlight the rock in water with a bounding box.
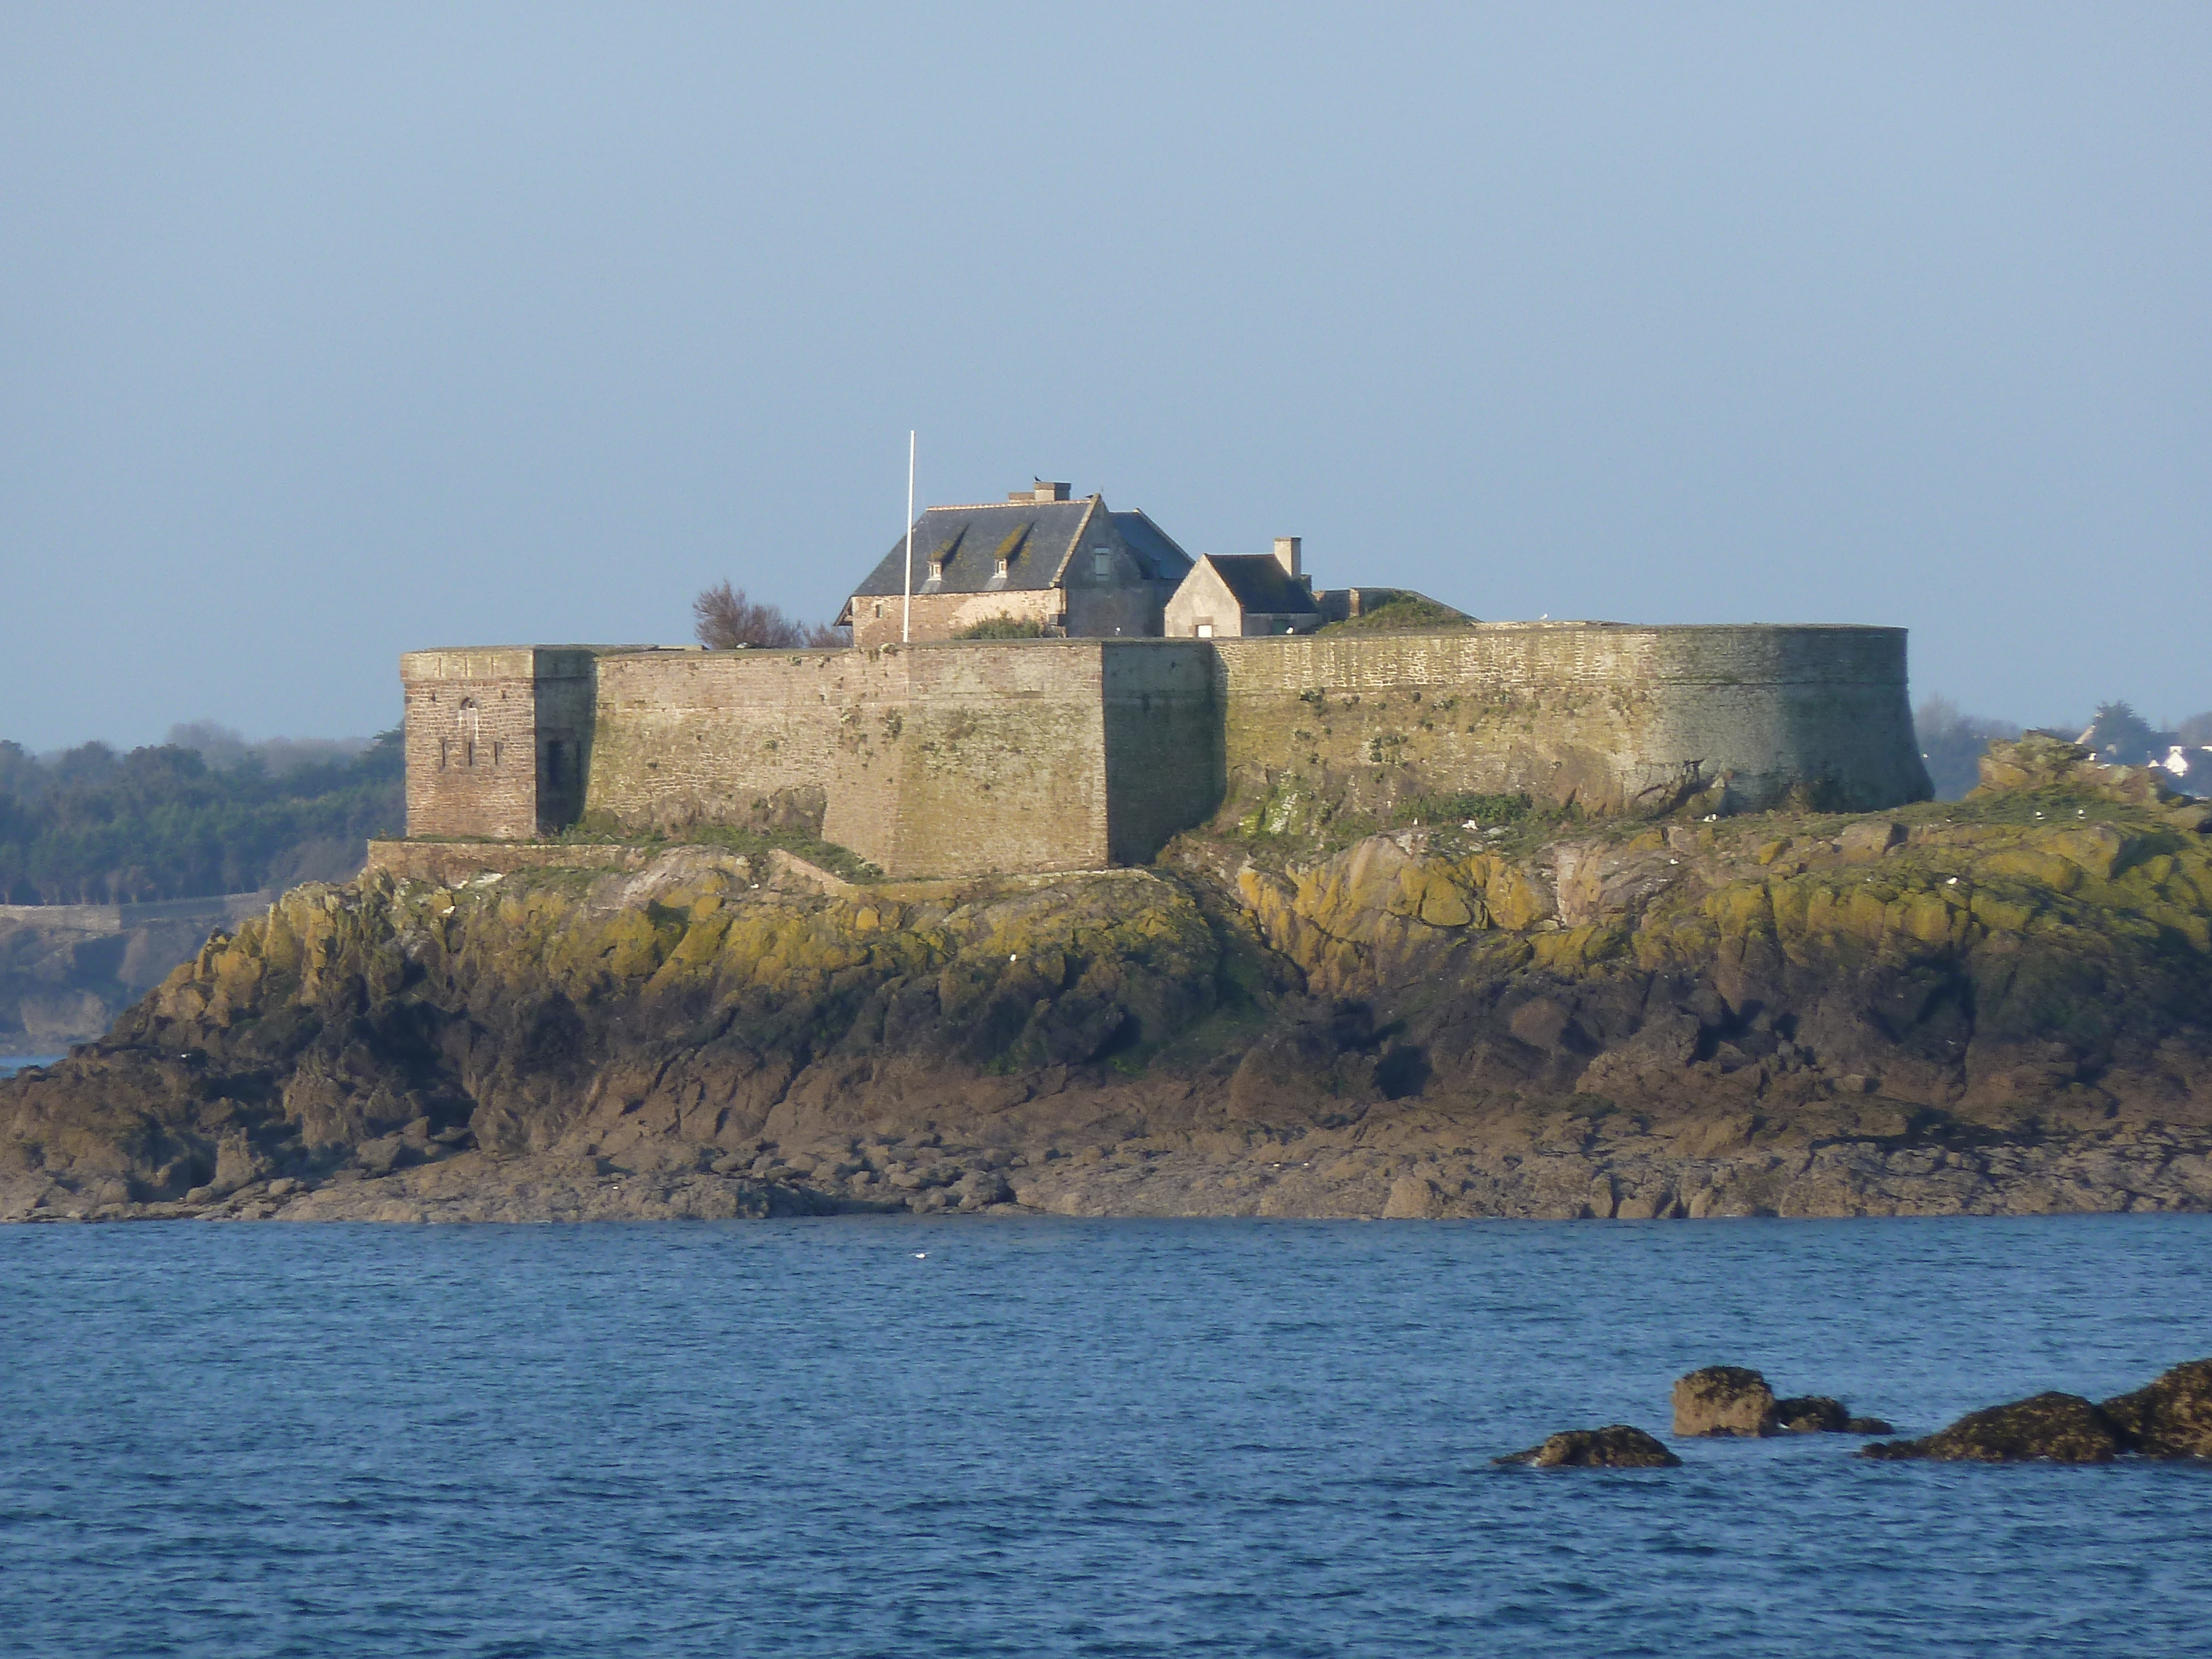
[2099,1358,2212,1458]
[1858,1392,2128,1462]
[1494,1426,1682,1468]
[1773,1395,1848,1433]
[1672,1366,1780,1437]
[1769,1395,1893,1434]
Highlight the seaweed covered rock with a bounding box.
[2099,1358,2212,1458]
[1859,1392,2128,1463]
[1773,1395,1847,1432]
[1772,1395,1893,1434]
[1672,1367,1779,1437]
[1494,1426,1681,1468]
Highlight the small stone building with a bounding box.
[840,482,1193,648]
[1164,540,1323,638]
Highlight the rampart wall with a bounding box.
[399,626,1928,878]
[577,641,1218,878]
[1212,624,1927,821]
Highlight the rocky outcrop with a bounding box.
[2098,1358,2212,1457]
[1772,1396,1892,1435]
[1494,1426,1681,1468]
[1860,1392,2129,1463]
[1861,1358,2212,1462]
[1671,1369,1892,1436]
[3,760,2211,1223]
[1672,1368,1780,1437]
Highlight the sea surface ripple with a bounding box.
[2,1213,2209,1656]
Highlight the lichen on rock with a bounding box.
[4,752,2211,1223]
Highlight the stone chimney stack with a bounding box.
[1274,537,1302,580]
[1010,481,1072,503]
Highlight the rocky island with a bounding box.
[3,734,2208,1224]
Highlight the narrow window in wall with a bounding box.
[545,740,564,789]
[439,738,449,769]
[465,741,476,769]
[492,741,503,767]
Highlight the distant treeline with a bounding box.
[0,727,403,905]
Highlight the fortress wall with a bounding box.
[875,643,1110,877]
[401,624,1927,877]
[1626,627,1929,808]
[583,643,1118,877]
[401,649,593,839]
[1100,644,1223,865]
[586,648,898,856]
[1211,625,1926,819]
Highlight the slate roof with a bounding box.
[848,498,1193,598]
[1107,510,1196,583]
[1201,555,1320,614]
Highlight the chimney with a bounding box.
[1010,480,1071,503]
[1274,536,1302,580]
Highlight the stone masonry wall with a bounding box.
[583,643,1122,878]
[400,624,1927,877]
[1211,624,1927,823]
[402,648,598,839]
[1100,644,1222,864]
[403,651,541,839]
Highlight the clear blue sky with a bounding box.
[4,2,2207,750]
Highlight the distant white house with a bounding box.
[2161,744,2212,795]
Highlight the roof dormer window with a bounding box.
[995,556,1010,578]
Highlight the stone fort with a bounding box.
[400,483,1931,878]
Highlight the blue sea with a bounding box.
[3,1214,2209,1657]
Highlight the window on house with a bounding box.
[1093,549,1112,577]
[439,738,449,769]
[1196,622,1214,639]
[465,741,476,768]
[995,557,1009,577]
[492,740,503,766]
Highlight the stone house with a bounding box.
[840,482,1193,649]
[1164,540,1324,638]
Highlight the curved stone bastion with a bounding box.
[399,624,1929,879]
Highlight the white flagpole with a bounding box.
[901,430,915,644]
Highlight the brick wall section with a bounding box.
[1211,624,1926,819]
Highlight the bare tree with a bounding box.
[692,582,848,650]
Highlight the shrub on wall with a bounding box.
[953,615,1050,640]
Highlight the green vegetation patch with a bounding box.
[559,815,883,883]
[1314,595,1472,635]
[953,614,1051,640]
